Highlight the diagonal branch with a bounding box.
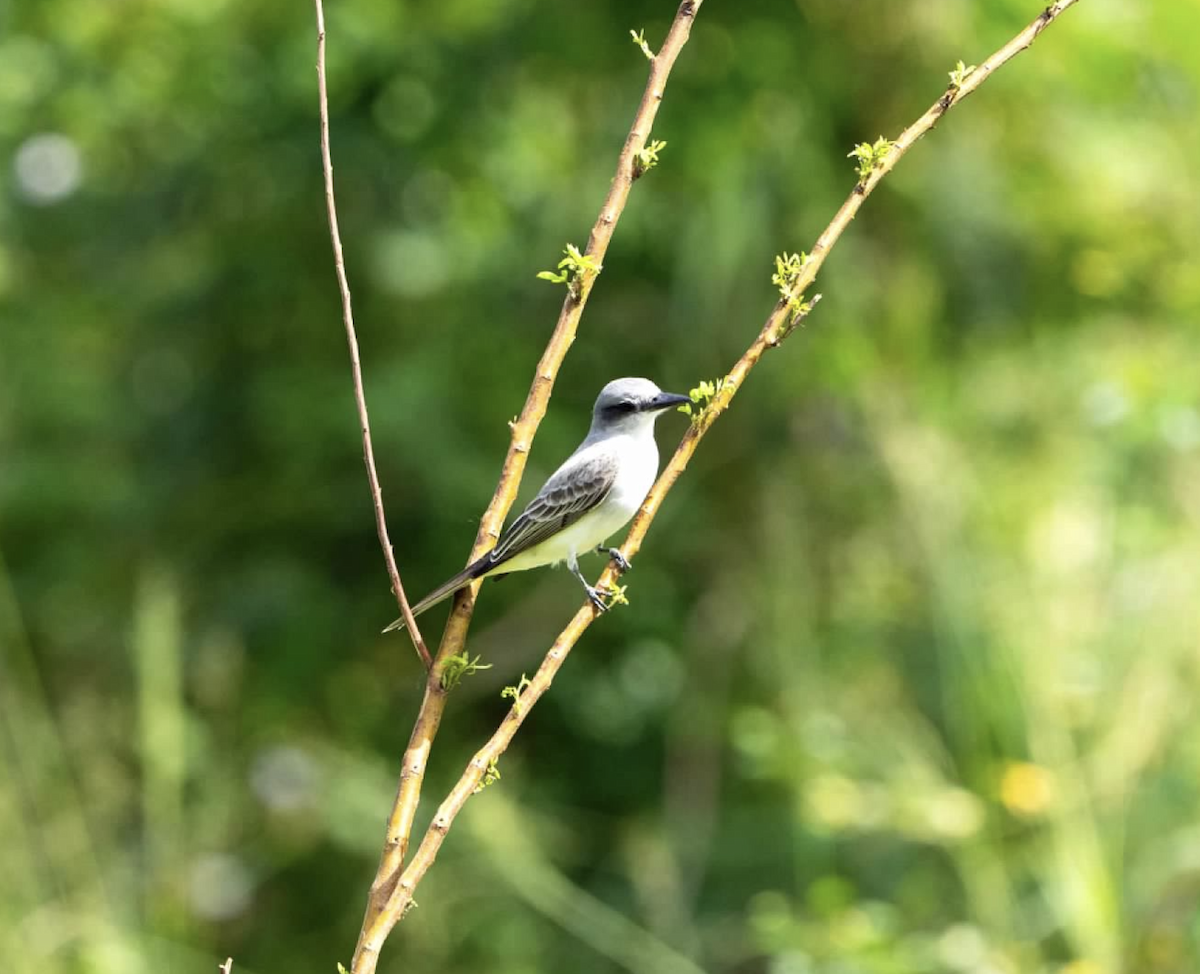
[366,0,1082,934]
[314,0,429,669]
[438,0,705,657]
[347,4,706,972]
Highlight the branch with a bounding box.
[348,3,705,972]
[314,0,430,669]
[440,0,705,652]
[366,0,1081,931]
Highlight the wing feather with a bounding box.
[487,446,618,568]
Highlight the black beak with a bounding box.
[643,391,692,412]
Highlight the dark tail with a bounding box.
[381,552,493,634]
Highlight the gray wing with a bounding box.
[487,445,618,569]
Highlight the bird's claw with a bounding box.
[597,546,632,573]
[585,586,609,613]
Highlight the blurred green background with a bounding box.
[3,0,1199,972]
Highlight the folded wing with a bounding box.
[381,444,619,634]
[488,446,619,569]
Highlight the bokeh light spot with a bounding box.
[14,132,82,204]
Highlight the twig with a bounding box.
[365,0,1081,930]
[314,0,430,669]
[218,959,233,974]
[348,3,705,972]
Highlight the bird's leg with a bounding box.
[568,553,608,613]
[595,545,631,573]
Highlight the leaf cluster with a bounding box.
[633,139,667,178]
[847,135,895,184]
[771,251,820,327]
[501,674,533,715]
[536,244,602,297]
[948,59,978,90]
[440,651,492,691]
[678,377,735,422]
[473,760,502,794]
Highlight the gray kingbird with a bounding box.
[383,377,690,633]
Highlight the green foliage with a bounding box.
[948,59,978,90]
[599,582,628,608]
[501,675,533,715]
[772,250,809,292]
[629,28,654,61]
[677,377,735,422]
[473,759,502,794]
[847,135,895,183]
[536,243,601,296]
[440,651,492,691]
[633,139,667,178]
[770,250,820,327]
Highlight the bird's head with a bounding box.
[590,377,691,434]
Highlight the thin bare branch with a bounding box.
[314,0,430,669]
[366,0,1081,931]
[349,3,705,971]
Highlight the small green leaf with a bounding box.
[441,651,492,691]
[630,28,654,60]
[633,139,667,177]
[599,583,629,608]
[682,376,735,425]
[474,759,502,793]
[502,674,533,715]
[537,244,601,293]
[772,251,808,295]
[948,59,977,90]
[770,251,818,327]
[847,136,894,183]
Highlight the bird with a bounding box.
[383,377,691,633]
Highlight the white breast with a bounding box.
[603,431,660,524]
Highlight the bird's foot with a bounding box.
[596,546,632,573]
[584,584,609,613]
